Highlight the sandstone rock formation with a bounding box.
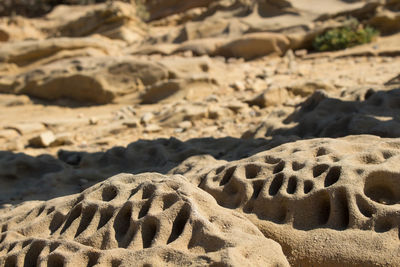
[1,0,400,266]
[245,88,400,139]
[0,173,289,267]
[198,135,400,266]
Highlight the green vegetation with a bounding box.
[313,20,379,52]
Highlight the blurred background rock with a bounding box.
[0,0,134,17]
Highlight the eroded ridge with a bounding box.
[0,173,289,267]
[198,135,400,266]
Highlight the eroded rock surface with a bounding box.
[1,0,400,266]
[198,135,400,266]
[0,173,289,267]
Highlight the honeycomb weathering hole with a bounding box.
[264,155,281,164]
[142,218,158,249]
[316,147,329,157]
[87,252,100,267]
[245,164,261,179]
[47,253,65,267]
[219,166,235,186]
[303,180,313,194]
[293,191,330,230]
[97,207,114,230]
[292,161,305,171]
[269,173,284,196]
[4,255,17,267]
[364,171,400,205]
[324,166,341,187]
[313,164,329,178]
[75,205,97,238]
[102,186,118,202]
[24,240,46,266]
[162,194,179,210]
[287,176,297,194]
[167,204,190,244]
[356,195,373,218]
[273,161,285,174]
[114,203,133,243]
[142,185,156,199]
[252,180,264,199]
[60,204,83,235]
[49,212,65,234]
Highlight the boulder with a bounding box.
[247,87,290,108]
[28,131,56,148]
[0,37,120,67]
[144,0,214,21]
[10,56,169,104]
[44,2,146,42]
[215,32,290,59]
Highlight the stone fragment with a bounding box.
[144,124,162,133]
[208,106,233,120]
[28,131,56,148]
[50,133,74,147]
[231,81,246,91]
[123,120,140,128]
[4,139,25,151]
[247,88,290,108]
[215,33,290,60]
[141,112,154,124]
[89,117,98,125]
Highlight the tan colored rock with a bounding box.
[0,173,289,267]
[198,135,400,266]
[182,19,233,41]
[140,80,185,104]
[51,133,74,147]
[0,28,8,42]
[8,56,169,104]
[145,0,214,21]
[141,78,217,104]
[144,123,162,133]
[215,32,290,60]
[287,81,336,97]
[44,2,146,42]
[141,112,155,124]
[174,38,226,56]
[0,16,43,42]
[252,89,400,139]
[29,131,56,148]
[5,122,46,135]
[231,81,246,91]
[0,129,19,140]
[385,73,400,86]
[247,87,290,108]
[208,106,234,120]
[0,36,122,67]
[369,2,400,35]
[123,119,140,128]
[4,139,25,151]
[129,43,178,56]
[0,94,31,106]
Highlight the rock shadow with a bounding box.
[0,135,297,205]
[245,87,400,139]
